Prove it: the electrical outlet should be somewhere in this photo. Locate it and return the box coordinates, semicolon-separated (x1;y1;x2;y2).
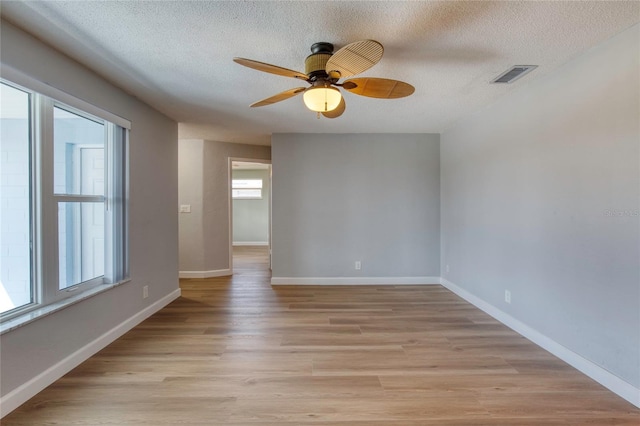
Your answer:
504;290;511;304
143;285;149;299
446;264;450;273
355;261;361;270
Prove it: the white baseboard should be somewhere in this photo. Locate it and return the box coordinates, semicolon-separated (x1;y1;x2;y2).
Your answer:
440;278;640;408
233;242;269;246
271;276;441;285
179;269;231;279
0;288;181;418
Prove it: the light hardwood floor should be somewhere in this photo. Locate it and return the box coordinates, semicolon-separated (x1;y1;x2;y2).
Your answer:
3;246;639;424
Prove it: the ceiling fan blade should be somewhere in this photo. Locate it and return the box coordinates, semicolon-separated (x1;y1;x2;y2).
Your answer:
234;57;308;80
325;40;383;78
342;77;415;99
321;97;346;119
250;87;306;107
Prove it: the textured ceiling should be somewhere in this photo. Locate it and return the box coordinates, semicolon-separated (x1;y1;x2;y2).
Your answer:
2;1;638;145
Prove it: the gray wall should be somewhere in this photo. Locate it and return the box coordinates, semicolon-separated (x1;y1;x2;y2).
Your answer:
232;168;270;244
272;133;440;278
178;139;205;271
441;24;639;387
179;139;270;273
0;20;179;397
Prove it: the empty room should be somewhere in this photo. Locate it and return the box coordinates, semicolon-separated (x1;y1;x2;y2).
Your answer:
0;1;638;424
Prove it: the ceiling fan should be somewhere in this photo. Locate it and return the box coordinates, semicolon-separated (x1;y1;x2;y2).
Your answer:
233;40;415;119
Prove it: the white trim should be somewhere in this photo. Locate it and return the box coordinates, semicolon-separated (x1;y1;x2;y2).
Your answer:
1;64;131;129
440;278;640;408
228;157;272;276
179;269;232;279
0;289;181;418
233;242;269;246
271;277;441;285
1;279;132;335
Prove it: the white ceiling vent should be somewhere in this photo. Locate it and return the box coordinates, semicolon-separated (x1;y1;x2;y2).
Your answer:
491;65;538;84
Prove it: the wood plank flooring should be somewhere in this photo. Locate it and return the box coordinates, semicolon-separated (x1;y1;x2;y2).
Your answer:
3;246;638;424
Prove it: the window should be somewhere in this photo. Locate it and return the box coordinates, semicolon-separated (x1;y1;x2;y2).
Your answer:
54;106;106;289
0;83;32;314
0;78;129;321
232;179;263;199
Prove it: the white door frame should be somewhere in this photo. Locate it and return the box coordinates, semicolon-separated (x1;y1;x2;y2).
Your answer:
227;157;272;273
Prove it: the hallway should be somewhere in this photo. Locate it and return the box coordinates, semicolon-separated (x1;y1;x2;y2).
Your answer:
232;245;271;281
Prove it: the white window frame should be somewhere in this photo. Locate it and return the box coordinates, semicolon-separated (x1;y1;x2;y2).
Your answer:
232;179;263;199
0;67;130;327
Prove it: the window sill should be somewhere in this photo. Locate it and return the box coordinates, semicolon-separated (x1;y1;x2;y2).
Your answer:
0;279;131;335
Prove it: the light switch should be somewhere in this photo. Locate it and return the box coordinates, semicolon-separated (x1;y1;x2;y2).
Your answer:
179;204;191;213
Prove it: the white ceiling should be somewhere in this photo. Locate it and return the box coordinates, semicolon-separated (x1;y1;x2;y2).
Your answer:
2;1;638;146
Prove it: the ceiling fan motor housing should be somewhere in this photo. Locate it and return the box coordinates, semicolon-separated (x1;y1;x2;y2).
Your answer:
305;42;334;80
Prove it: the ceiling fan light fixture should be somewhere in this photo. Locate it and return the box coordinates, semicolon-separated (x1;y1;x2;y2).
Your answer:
303;85;342;112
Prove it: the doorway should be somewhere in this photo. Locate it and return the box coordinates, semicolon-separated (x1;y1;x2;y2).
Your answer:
229;159;272;276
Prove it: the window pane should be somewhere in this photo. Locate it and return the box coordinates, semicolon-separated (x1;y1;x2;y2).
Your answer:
54;107;104;195
0;83;33;314
232;179;262;189
232;188;262;199
58;202;105;289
